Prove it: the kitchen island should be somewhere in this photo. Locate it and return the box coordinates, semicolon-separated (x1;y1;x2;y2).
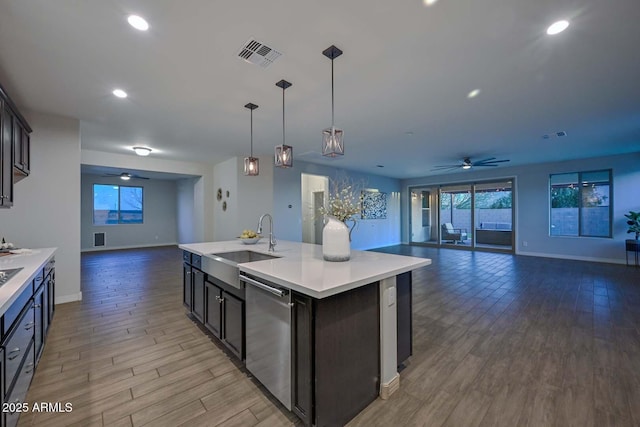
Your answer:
180;240;430;426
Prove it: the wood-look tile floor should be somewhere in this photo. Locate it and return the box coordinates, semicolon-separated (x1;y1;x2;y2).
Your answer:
19;246;298;427
19;245;640;426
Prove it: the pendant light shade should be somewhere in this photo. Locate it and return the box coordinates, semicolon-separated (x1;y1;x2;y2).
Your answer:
274;79;293;168
322;45;344;157
244;103;259;176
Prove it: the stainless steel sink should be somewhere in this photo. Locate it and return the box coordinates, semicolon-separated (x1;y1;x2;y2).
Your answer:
202;250;280;289
212;250;279;264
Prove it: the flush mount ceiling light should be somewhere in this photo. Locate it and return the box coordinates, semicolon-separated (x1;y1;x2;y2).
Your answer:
120;173;131;181
244;103;259;176
112;89;128;98
322;45;344;157
127;15;149;31
467;89;481;99
133;146;152;156
546;20;569;35
274;79;293;168
423;0;438;6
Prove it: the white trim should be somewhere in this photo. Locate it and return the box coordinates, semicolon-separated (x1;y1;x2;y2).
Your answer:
56;292;82;304
516;250;624;265
81;242;178;253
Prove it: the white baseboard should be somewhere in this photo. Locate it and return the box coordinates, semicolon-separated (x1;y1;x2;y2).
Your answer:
516;250;625;265
56;291;82;304
81;242;178;253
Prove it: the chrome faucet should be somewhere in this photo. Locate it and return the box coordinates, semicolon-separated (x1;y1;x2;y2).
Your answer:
257;214;276;252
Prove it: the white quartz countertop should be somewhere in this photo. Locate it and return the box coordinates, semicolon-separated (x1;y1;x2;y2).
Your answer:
0;248;56;316
179;240;431;298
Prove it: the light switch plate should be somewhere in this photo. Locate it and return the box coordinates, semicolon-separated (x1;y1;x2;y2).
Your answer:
388;287;396;307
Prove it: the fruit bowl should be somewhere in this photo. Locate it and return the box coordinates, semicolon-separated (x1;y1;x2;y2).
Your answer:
238;236;261;245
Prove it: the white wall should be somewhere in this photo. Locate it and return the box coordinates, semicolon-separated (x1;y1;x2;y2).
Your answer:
0;111;81;303
401;152;640;263
82;149;215;243
212;156;274;241
274;160;402;250
177;178;196;243
301;174;328;243
80;174;178;251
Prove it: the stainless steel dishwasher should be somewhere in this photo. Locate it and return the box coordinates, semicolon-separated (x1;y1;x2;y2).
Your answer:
240;273;292;410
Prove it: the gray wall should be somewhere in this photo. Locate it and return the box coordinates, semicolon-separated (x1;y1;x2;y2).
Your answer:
274;160;402;250
81;174;178;251
401;152;640;263
176;177;196;244
0;111;82;303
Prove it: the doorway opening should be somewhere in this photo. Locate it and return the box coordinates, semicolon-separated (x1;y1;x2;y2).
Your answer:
301;173;329;244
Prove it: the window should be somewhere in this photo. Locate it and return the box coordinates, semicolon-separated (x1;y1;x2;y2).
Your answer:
93;184;143;225
550;170;611;237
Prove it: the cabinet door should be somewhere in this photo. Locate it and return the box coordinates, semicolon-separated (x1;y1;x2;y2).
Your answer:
222;291;244;360
182;264;192;310
47;269;55;324
205;283;222;338
1;103;14;208
20;126;29;175
292;292;313;425
34;285;45;362
192;269;205;323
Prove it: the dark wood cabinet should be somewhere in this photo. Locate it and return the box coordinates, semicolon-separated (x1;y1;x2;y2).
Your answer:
203;280;244;359
222;291;243;359
192;269;205;323
396;271;412;367
182;263;192;310
13;117;30;177
1;100;14;208
34;284;45;363
0;82;32;209
292;283;380;427
205;283;222;338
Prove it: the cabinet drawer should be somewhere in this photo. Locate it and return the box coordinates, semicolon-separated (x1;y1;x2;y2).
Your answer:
2;286;32;336
182;250;191;264
4;339;34;427
192;255;202;269
4;303;34;393
44;258;55;278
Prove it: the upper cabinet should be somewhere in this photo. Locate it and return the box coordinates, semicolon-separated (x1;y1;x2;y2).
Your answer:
0;82;32;208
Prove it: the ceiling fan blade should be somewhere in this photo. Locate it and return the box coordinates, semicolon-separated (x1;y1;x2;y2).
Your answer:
475;164;500;167
133;176;150;180
475;159;510;166
473;157;496;164
432;164;461;169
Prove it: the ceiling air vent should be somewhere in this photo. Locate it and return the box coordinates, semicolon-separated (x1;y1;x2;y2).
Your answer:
237;38;282;68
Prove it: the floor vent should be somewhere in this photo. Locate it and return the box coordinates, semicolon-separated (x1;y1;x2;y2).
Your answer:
93;232;106;247
237;37;282;68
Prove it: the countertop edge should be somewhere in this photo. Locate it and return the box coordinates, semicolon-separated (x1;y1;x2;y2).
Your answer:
240;259;432;299
0;248;57;317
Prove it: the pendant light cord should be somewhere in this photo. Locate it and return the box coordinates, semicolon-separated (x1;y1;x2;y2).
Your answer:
250;108;253;157
331;58;335;127
282;87;285;145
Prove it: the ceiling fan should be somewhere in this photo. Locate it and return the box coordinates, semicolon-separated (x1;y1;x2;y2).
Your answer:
432;157;510;171
103;172;150;181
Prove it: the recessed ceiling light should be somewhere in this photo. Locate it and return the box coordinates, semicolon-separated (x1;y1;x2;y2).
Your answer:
405;131;414;136
112;89;128;98
546;20;569;35
133;146;152;156
127;15;149;31
376;165;384;168
423;0;438;6
467;89;481;99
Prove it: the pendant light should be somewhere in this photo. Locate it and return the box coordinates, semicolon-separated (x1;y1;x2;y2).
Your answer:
244;103;259;176
274;79;293;168
322;45;344;157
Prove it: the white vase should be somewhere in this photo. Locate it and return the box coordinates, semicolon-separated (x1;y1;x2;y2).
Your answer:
322;216;351;262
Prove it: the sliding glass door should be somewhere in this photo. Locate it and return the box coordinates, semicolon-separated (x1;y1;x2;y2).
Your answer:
409;179;514;252
474;181;513;251
439;185;472;246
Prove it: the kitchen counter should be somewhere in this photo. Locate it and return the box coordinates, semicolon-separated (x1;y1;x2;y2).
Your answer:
179;240;431;298
0;248;56;316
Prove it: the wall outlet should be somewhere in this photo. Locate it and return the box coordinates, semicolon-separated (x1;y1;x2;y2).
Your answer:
387;288;396;307
522;241;528;247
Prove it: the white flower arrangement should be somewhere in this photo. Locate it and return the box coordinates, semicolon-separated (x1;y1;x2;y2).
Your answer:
318;176;364;223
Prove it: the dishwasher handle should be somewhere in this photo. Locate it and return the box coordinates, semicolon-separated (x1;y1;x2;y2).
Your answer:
239;274;288;297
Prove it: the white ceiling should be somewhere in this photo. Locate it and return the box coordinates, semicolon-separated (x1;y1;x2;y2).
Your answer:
1;0;638;179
